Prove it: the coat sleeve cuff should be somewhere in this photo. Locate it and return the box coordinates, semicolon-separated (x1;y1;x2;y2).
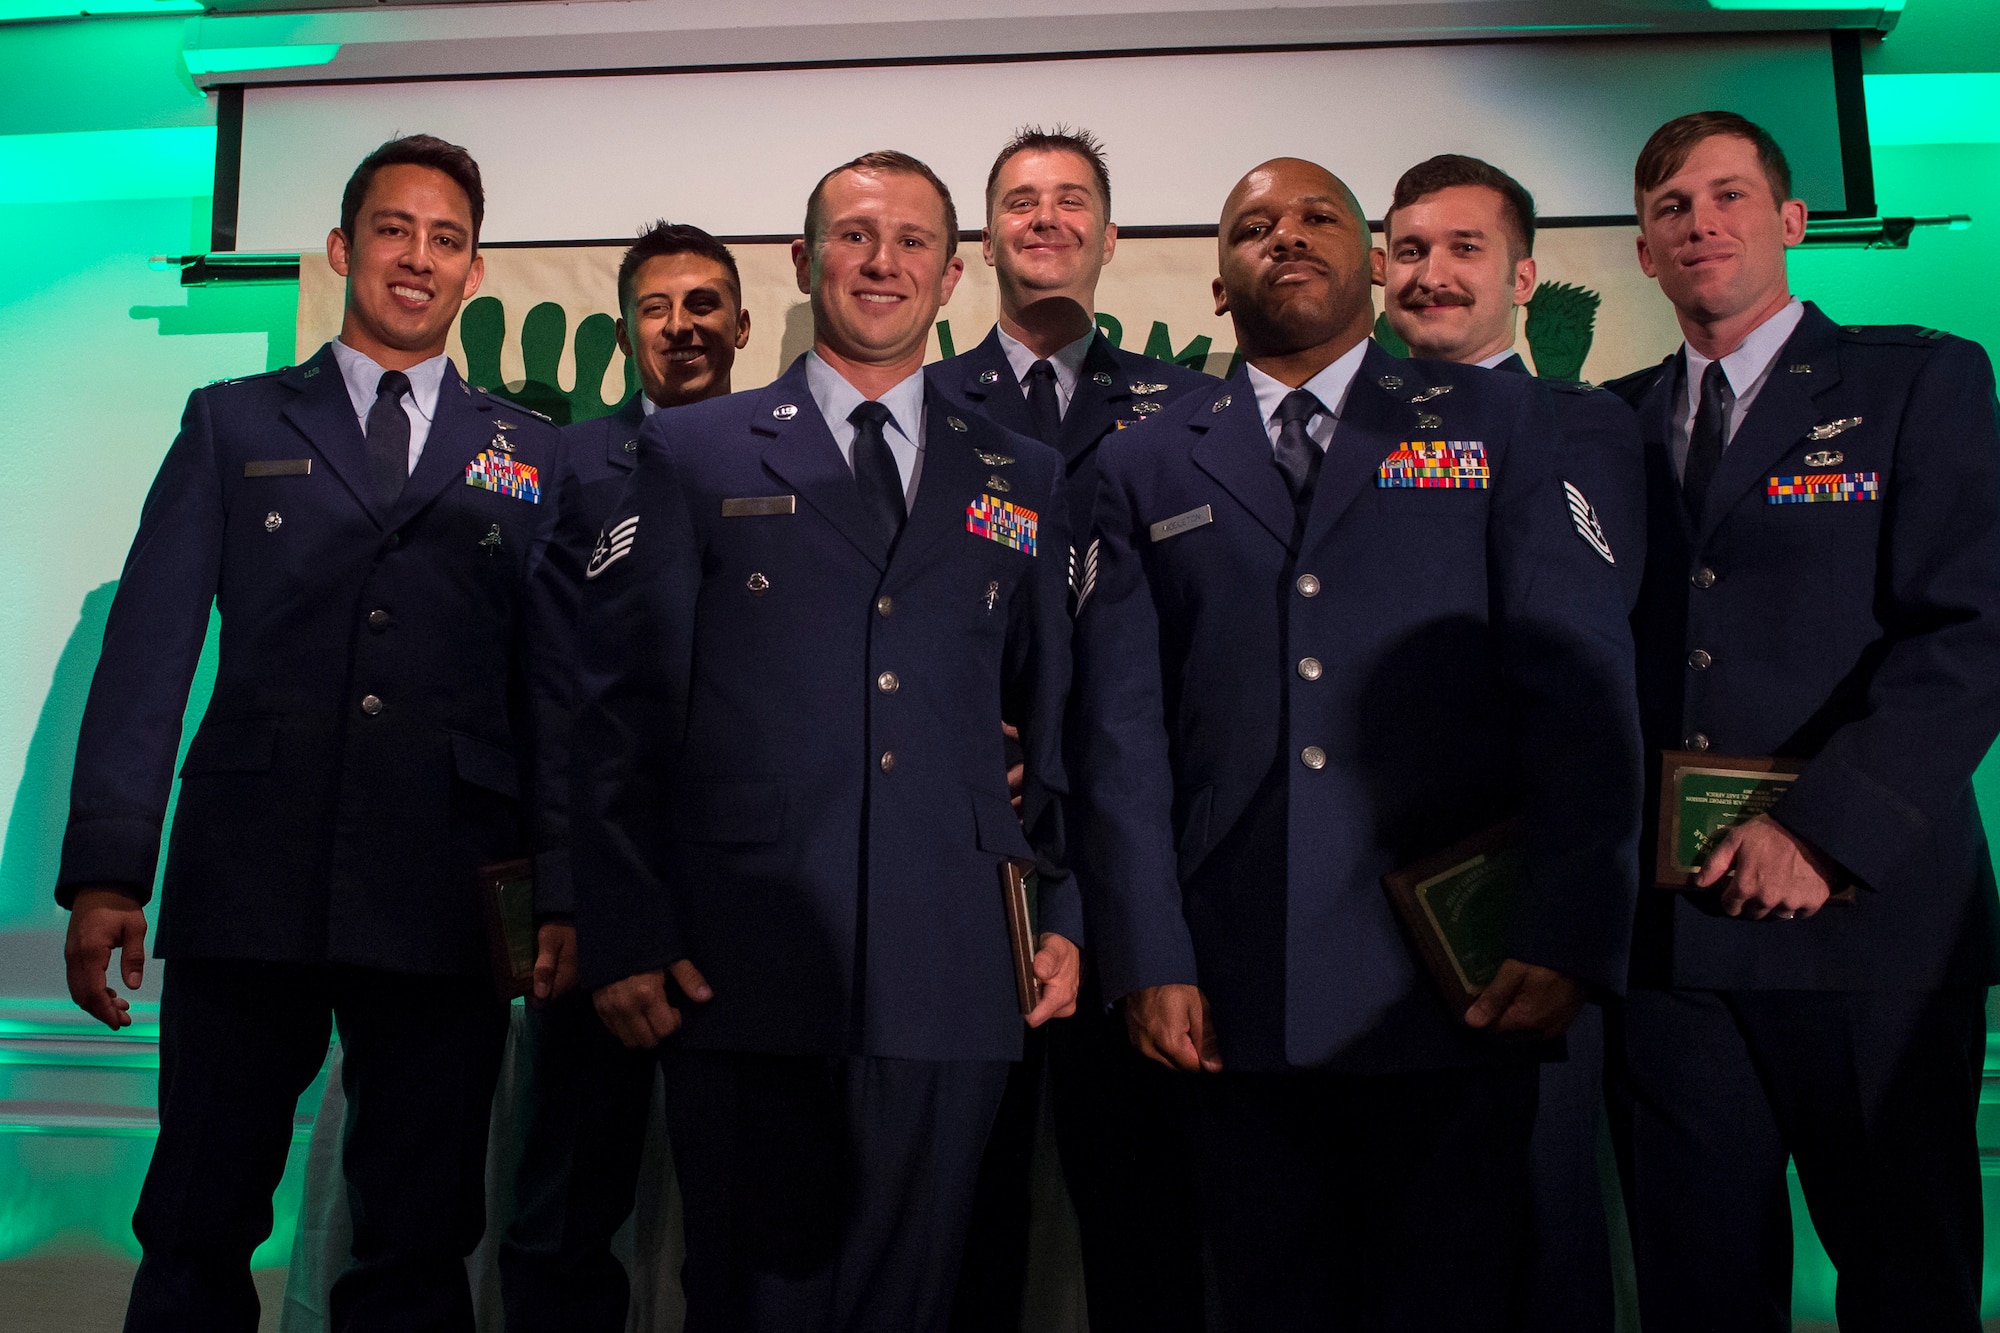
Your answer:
56;817;162;908
1772;750;1928;891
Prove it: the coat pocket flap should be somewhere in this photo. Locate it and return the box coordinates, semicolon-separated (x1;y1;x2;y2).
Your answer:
180;718;278;775
450;731;521;800
666;780;786;844
970;788;1035;862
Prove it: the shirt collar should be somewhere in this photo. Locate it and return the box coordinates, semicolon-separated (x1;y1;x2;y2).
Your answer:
1475;347;1518;370
1245;337;1371;428
1683;297;1805;399
996;325;1096;396
638;393;659;418
805;351;926;447
331;339;448;424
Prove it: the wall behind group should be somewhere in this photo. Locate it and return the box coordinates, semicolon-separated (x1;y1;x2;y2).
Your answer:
0;4;1994;1297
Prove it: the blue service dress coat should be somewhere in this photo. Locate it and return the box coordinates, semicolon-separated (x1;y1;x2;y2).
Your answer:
568;355;1077;1063
929;326;1213;553
527;393;644;918
1606;302;2000;991
1074;342;1644;1073
56;343;563;979
1494;352;1648;610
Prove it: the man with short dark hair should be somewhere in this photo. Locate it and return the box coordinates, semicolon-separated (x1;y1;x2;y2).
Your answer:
569;150;1082;1332
930;124;1210;1333
1375;154;1644;1330
500;220;751;1333
1610;109;2000;1333
58;134;559;1332
1074;155;1641;1328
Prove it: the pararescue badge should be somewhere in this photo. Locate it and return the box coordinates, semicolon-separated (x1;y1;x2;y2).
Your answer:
586;515;638;579
1564;481;1615;564
466;450;541;503
966;495;1038;556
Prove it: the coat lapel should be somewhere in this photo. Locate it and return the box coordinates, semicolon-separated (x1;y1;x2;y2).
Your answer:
1190;367;1297;551
755;356;890;570
1055;333;1130;467
393;362;496;525
606;393;647;471
279;344;385;528
888;387;989;574
1306;345;1415;546
954;327;1037;439
1628;354;1693;546
1695;304;1843;543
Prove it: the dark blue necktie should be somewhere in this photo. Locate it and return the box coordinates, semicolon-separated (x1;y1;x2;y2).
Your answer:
1683;359;1731;519
1273;389;1325;509
366;370;412;506
1025;360;1063;447
850;401;906;546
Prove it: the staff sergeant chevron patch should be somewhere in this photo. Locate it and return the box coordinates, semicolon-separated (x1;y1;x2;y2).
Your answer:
1564;481;1615;564
586;515;639;579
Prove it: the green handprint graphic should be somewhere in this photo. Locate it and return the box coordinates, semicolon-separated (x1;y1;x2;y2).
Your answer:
459;296;631;424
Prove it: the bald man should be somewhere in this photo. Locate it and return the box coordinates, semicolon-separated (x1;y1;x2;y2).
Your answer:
1070;158;1642;1327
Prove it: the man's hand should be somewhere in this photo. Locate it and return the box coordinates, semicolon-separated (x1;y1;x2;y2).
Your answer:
531;921;578;1004
1697;813;1835;920
1024;932;1081;1027
1464;959;1585;1038
1002;722;1025;814
65;887;148;1031
1125;983;1223;1073
592;959;713;1049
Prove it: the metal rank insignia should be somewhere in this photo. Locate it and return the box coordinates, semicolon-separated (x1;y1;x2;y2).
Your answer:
976;452;1014;467
1129;381;1167;395
1807;417;1862;441
1407;385;1452;404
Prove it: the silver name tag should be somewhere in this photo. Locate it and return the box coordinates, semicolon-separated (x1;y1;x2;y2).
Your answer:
244;459;312;478
1150;505;1213;542
721;495;797;518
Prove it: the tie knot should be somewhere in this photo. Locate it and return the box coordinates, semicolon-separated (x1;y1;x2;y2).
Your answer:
1277;389;1321;428
1027;360;1057;385
850;400;893;430
376;369;411;402
1699;359;1732;403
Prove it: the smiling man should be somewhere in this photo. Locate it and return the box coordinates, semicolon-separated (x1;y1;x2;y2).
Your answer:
1608;111;2000;1333
500;221;750;1333
1073;157;1641;1327
57;135;558;1332
927;127;1210;1333
567;151;1080;1332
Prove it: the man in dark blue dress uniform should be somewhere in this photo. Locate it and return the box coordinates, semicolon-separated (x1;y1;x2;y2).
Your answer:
1376;151;1645;1332
568;151;1082;1333
928;126;1210;1333
1607;111;2000;1333
1073;156;1643;1329
501;222;752;1332
58;135;560;1332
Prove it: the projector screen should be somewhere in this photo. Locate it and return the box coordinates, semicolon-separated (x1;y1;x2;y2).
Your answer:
227;31;1862;251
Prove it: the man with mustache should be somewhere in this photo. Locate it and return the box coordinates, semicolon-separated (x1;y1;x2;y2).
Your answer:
502;221;751;1332
1608;111;2000;1332
1376;152;1643;1330
569;151;1081;1332
57;134;558;1331
930;125;1209;1333
1073;157;1642;1326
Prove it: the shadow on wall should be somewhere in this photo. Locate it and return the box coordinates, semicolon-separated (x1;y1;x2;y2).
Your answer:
0;586;220;945
129;283;299;373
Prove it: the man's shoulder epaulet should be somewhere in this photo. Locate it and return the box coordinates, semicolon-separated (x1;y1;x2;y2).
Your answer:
1837;322;1954;348
206;366;290;389
1602;364;1662;396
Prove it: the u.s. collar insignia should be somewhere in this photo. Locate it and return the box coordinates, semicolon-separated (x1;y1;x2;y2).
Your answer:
976;451;1014;467
772;403;799;420
947;416;969;433
1378;374;1404;391
1408;385;1452;404
979;369;1001;384
1130;381;1168;395
1807;417;1861;441
1803;449;1844;467
1092;371;1113;387
1211;395;1232;413
302;365;321;379
1417;412;1444;430
1789;363;1813;375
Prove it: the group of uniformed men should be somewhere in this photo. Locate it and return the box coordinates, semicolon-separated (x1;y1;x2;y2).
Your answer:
55;108;2000;1333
